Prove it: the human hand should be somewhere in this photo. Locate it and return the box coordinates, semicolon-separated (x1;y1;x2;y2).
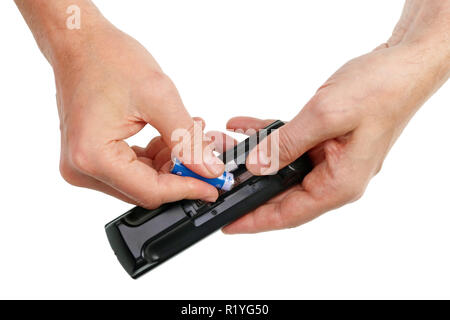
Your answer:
52;20;224;208
223;3;450;233
15;1;225;208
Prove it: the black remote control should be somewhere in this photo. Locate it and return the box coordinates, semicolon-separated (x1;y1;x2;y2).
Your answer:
105;121;313;279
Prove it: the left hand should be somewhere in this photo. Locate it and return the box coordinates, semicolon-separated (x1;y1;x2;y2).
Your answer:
223;39;449;234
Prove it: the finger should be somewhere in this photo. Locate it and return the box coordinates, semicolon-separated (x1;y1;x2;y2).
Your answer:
132;146;158;167
226;117;276;132
373;43;389;51
246;95;359;175
222;185;307;234
60;165;139;205
136;137;171;169
133;137;171;169
172;118;224;179
83;180;140;205
159;160;172;174
222;190;316;234
205;130;238;154
142;94;224;178
137;156;153;167
145;136;167;159
131;145;146;157
222;165;339;234
264;183;304;204
139;117;204;161
152;147;172;171
224;138;370;234
88;140;219;209
307;143;326;166
192;117;206;130
156;174;219;204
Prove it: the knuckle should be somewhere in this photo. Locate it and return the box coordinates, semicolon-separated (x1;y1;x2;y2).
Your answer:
136;189;162;209
374;161;384;176
177;178;197;200
140;198;161;210
59;161;78;186
285;219;301;230
141;71;177;103
68;141;96;175
186;179;200;195
307;91;356;129
342;182;366;203
308;93;340;127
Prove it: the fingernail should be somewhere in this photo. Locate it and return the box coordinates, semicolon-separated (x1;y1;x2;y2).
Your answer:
222;227;232;235
206;194;218;203
204;150;224;177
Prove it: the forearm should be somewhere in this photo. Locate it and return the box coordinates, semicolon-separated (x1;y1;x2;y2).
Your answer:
14;0;108;67
390;0;450;86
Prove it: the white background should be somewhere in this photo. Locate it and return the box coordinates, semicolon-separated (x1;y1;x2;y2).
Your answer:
0;0;449;299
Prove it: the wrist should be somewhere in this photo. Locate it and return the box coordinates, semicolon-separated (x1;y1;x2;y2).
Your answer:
15;0;111;68
402;37;450;89
49;17;114;73
389;1;450;79
43;5;111;70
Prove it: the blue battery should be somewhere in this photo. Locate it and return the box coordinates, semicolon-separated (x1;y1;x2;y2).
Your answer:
170;158;235;191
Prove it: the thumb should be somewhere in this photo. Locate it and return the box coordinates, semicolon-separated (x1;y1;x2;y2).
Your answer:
146;99;224;179
246;95;356;174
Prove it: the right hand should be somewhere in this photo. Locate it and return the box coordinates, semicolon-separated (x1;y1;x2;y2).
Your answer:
54;22;224;208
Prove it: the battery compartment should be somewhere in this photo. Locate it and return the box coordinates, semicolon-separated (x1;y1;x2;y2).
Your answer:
183;163;262;218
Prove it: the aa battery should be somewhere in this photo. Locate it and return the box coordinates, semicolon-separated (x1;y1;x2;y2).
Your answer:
170;158;235;191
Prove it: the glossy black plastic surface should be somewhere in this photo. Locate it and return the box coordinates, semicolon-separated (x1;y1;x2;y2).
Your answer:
105;121;313;278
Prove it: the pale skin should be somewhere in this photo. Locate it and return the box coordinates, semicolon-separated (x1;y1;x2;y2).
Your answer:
15;1;450;233
223;0;450;233
14;0;225;209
